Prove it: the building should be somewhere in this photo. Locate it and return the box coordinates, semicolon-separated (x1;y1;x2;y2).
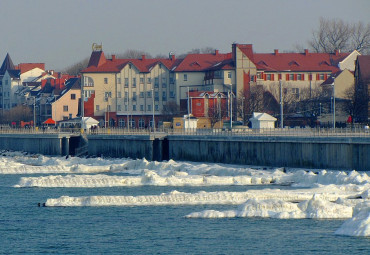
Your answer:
35;77;81;125
81;45;180;128
354;55;370;122
80;43;354;127
0;53;45;110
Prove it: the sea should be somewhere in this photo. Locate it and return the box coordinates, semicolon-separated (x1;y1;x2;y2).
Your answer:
0;152;369;254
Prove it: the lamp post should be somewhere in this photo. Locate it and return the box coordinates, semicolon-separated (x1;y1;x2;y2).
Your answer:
242;96;245;125
152;88;155;133
279;80;283;128
32;96;36;129
332;81;336;129
53;95;57;127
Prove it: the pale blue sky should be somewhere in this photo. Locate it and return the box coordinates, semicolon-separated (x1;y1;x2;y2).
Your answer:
0;0;369;70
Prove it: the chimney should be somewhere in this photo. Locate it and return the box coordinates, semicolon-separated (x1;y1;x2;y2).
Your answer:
142;55;146;60
111;55;116;61
171;54;175;61
215;50;219;55
304;49;309;55
274;49;279;55
334;49;340;56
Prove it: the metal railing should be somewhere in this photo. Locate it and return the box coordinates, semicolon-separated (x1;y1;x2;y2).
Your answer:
0;126;370;138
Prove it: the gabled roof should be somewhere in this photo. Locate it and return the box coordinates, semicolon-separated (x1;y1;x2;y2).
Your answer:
82;54;179;73
321;70;342;86
188;91;228;98
253;50;349;72
249;112;277;121
0;53;15;75
7;69;21;79
174;53;230;72
16;63;45;74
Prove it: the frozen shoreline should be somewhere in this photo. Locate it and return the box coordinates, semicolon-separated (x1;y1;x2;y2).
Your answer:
1;151;369;237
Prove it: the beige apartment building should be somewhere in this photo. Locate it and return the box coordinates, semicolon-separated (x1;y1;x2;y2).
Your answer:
80;43;355;127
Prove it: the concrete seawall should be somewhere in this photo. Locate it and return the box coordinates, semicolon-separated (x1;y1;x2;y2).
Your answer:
0;133;73;156
167;136;370;171
0;133;369;171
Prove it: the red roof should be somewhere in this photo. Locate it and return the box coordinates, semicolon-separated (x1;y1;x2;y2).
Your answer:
43;118;55;124
81;46;351;75
174;53;230;72
253;50;349;72
16;63;45;74
82;52;180;73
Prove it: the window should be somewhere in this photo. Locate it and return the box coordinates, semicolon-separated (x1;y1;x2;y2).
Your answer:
170;76;174;84
104;78;108;84
289;74;294;80
96;105;100;111
319;74;325;80
140;92;144;98
147;104;152;111
132;78;136;87
147;77;151;83
124;105;128;111
118;119;125;127
228;72;232;78
155;105;159;111
140;77;144;84
140;105;144;111
69;114;72;119
105;92;112;98
184;74;187;81
63;105;68;112
132;92;137;101
71;94;76;100
117;105;121;111
107;105;111;111
266;74;271;80
139;118;145;128
147;91;152;97
125;78;129;87
162;91;167;101
117;78;121;84
129;119;135;128
155;91;159;101
118;92;122;98
132;105;136;111
297;74;302;80
154;78;159;88
84;77;94;87
170;91;175;98
292;88;299;99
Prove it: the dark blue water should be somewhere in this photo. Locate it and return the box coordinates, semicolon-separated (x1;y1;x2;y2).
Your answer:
0;174;369;255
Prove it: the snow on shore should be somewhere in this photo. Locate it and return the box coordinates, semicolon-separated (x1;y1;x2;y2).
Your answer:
1;151;369;236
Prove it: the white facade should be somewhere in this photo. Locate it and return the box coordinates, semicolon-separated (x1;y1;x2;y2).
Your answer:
249;112;277;129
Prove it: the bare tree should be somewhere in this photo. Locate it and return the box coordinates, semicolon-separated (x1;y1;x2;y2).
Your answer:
0;105;33;125
308;17;370;54
116;49;153;59
161;101;182;121
63;57;90;75
208;99;227;128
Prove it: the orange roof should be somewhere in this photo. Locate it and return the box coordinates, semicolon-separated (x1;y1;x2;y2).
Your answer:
253;50;348;72
16;63;45;74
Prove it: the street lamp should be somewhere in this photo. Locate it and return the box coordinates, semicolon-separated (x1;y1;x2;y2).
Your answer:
152;88;155;132
332;81;336;129
279;80;283;128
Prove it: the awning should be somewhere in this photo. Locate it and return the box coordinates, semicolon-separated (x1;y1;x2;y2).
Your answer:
43;118;56;125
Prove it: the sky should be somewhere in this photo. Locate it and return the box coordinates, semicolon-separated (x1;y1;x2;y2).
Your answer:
0;0;369;71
